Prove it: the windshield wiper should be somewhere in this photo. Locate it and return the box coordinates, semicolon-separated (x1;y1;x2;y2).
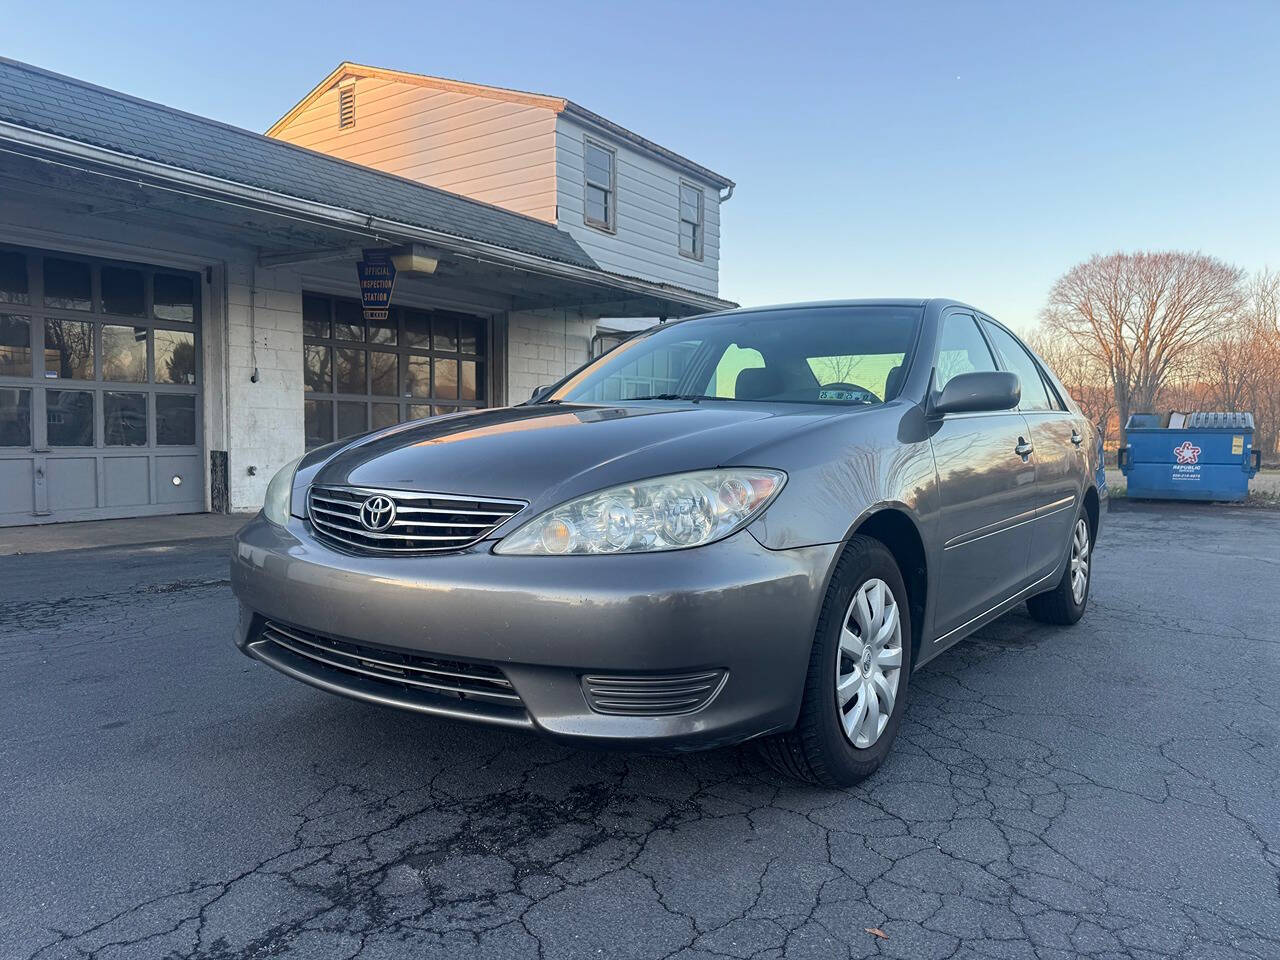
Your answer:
625;394;731;403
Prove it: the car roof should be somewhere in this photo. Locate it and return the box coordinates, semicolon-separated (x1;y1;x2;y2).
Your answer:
687;298;979;319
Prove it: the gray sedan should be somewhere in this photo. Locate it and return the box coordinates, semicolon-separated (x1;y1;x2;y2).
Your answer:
231;299;1103;786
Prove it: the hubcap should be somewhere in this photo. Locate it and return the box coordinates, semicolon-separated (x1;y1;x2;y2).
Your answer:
1070;518;1090;604
835;578;903;749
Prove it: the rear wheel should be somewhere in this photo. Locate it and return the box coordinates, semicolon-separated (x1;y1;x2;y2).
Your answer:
760;536;913;786
1027;513;1092;624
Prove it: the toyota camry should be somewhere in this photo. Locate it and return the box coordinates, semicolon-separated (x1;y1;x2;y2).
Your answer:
231;299;1103;786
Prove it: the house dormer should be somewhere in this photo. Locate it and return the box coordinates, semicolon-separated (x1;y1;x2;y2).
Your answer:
267;63;734;298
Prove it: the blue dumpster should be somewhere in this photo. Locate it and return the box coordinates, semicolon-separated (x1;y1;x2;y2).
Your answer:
1119;411;1260;501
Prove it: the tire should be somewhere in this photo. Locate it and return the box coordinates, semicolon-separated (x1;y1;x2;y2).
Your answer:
759;535;913;787
1026;511;1092;625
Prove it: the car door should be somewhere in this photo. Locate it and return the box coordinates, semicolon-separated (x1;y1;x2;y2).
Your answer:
928;311;1040;642
981;320;1083;582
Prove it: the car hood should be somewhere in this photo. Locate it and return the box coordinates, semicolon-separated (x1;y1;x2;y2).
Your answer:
306;402;838;513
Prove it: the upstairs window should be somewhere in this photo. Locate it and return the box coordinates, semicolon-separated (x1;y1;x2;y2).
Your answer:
679;181;704;259
583;139;616;232
338;84;356;130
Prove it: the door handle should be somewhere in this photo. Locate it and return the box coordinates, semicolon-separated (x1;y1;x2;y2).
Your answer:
1015;438;1034;460
1070;431;1083;446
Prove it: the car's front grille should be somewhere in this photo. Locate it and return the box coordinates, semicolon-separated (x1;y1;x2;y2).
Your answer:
307;485;525;555
259;620;521;706
581;670;727;716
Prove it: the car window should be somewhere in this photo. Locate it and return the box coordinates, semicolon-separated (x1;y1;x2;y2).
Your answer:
712;344;765;397
552;305;922;406
935;313;998;390
981;321;1052;411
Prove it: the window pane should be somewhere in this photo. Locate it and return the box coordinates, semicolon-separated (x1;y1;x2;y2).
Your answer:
0;387;32;447
586;187;609;225
337;401;366;438
155;329;196;384
305;399;333;448
44;258;91;310
47;389;94;446
153;273;195;322
434;358;458;398
404;309;431;347
459;360;479;401
303;295;331;338
44;318;94;379
304;345;331;392
680;184;700;209
335;348;366;394
0;251;29;305
585;144;612;186
101;266;145;316
334;299;364;340
458;317;482;355
432;315;458;353
156;394;196;445
0;314;31;376
369;350;398;396
406;355;430;397
680;221;698;254
104;392;147;446
982;321;1052;411
371;403;399;430
407;403;432;421
368;315;396;345
935;315;997;390
101;325;147;382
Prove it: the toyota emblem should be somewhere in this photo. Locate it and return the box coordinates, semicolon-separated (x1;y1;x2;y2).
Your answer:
359;495;397;531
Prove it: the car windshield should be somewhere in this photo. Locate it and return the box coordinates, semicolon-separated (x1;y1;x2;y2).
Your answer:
549;305;922;406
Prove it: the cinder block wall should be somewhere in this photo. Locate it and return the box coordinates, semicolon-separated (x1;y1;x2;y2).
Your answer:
225;262;305;511
506;309;596;404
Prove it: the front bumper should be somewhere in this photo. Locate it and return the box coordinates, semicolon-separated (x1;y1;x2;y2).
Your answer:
230;515;839;749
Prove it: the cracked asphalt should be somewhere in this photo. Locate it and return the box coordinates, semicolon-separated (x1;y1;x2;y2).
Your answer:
2;505;1278;960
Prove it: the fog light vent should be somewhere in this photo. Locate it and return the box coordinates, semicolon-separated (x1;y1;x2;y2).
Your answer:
581;670;727;716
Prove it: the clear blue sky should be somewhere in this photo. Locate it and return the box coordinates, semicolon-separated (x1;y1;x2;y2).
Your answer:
7;0;1279;328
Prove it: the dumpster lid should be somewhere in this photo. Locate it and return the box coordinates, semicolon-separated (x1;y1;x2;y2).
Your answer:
1184;412;1254;431
1125;413;1163;430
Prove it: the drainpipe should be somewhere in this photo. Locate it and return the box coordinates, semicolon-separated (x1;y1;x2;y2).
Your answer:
719;184;734;204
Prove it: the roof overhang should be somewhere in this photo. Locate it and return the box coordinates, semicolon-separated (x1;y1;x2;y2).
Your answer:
0;120;734;317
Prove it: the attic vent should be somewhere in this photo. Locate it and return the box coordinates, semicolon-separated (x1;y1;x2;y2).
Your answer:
338;85;355;129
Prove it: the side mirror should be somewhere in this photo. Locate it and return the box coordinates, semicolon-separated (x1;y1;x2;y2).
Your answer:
931;371;1020;416
528;383;554;404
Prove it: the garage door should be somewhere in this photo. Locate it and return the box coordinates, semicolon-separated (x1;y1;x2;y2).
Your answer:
301;293;489;449
0;245;203;526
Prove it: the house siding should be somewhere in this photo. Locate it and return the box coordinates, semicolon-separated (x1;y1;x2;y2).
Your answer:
270;76;560;223
554;115;720;297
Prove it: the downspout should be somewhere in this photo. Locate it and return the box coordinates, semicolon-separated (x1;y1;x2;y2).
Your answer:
719;184;734;204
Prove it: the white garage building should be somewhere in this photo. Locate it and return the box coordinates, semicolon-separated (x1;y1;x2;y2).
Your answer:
0;58;734;527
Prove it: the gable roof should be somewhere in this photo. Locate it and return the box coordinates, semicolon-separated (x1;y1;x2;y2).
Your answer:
268;62;736;191
0;57;597;270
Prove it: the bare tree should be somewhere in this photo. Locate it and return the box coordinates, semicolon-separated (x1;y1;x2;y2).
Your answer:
1041;252;1245;443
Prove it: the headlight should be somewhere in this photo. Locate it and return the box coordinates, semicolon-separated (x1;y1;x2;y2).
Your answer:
262;454;304;527
495;468;786;556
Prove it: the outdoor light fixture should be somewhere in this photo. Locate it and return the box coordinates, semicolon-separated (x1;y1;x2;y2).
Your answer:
390;243;439;275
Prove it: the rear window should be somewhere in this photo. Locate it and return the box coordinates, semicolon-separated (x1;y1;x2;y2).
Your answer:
553;305;922;406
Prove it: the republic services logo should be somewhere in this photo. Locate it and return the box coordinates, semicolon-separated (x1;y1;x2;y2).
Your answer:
1173;441;1201;465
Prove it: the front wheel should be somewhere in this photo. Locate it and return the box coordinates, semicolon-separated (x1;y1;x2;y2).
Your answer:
759;536;913;786
1026;514;1092;625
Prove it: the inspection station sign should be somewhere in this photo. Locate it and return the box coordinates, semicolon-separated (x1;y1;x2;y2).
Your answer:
357;249;397;321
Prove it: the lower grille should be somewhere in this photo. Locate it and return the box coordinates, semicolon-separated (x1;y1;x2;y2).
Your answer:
259;621;520;707
307;485;525;555
582;670;727;716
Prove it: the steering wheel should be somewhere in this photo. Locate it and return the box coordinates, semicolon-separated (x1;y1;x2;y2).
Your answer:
820;381;881;403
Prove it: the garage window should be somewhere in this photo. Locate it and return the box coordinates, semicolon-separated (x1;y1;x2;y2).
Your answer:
302;294;489;449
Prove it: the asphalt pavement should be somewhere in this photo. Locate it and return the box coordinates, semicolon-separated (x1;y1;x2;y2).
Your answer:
1;505;1277;960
